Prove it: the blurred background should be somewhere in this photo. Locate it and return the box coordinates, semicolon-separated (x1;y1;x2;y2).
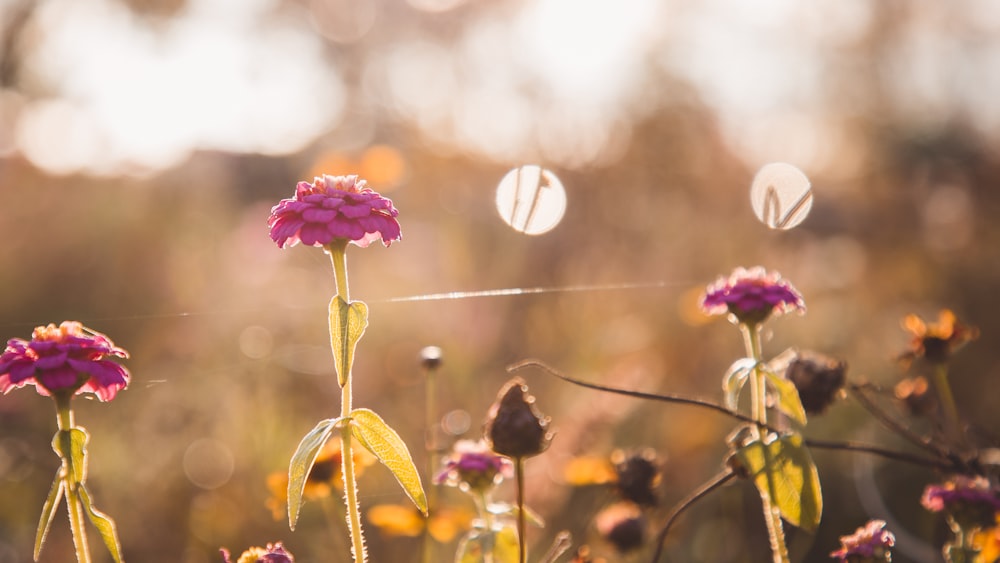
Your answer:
1;0;1000;561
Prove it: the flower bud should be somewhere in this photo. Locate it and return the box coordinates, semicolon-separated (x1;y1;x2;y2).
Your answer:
485;378;551;459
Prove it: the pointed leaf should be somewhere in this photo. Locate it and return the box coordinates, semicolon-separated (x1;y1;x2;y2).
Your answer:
350;408;427;515
764;370;808;426
52;427;90;485
735;433;822;531
723;358;756;411
329;297;369;387
287;417;342;529
34;471;64;561
78;483;124;563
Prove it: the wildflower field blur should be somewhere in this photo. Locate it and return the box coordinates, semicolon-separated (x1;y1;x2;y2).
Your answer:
2;1;1000;562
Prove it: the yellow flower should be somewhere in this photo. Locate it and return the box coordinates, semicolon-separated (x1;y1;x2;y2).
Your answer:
265;439;375;520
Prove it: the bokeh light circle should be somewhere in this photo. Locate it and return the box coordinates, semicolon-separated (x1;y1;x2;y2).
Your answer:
495;165;568;235
750;162;813;230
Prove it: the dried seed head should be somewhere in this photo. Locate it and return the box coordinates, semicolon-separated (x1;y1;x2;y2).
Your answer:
485;377;551;459
784;350;847;415
611;449;661;507
595;502;645;553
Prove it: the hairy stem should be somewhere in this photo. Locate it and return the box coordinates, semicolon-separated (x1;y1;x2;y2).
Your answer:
329;240;366;563
741;324;789;563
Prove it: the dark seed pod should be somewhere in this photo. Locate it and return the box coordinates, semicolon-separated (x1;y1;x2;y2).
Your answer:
785;350;847;415
612;449;660;507
595;502;645;553
485;377;551;459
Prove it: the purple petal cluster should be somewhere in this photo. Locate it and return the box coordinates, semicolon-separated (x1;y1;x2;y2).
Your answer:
221;542;294;563
268;174;401;249
829;519;895;562
0;321;130;402
700;266;805;325
921;475;1000;514
434;439;513;492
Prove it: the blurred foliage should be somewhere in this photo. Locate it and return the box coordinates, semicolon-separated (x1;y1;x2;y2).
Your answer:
2;1;1000;562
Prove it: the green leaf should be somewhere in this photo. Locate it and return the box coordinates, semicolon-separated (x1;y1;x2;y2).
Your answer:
734;433;822;531
723;358;756;411
350;408;427;515
52;427;90;486
764;370;808;426
34;471;64;561
78;483;124;563
329;297;369;387
287;417;342;529
456;525;519;563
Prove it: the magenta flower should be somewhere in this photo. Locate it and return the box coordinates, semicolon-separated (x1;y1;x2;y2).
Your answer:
434;439;513;492
268;174;401;249
922;475;1000;529
0;321;130;402
829;519;895;562
221;542;294;563
700;266;805;325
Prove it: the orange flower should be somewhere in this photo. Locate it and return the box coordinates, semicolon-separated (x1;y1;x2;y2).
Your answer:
367;503;474;543
265;439;375;520
900;309;979;365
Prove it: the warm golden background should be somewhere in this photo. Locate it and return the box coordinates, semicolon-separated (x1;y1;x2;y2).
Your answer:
1;1;999;561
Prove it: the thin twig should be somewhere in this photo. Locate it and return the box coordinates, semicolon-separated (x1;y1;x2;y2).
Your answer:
847;384;952;458
650;469;736;563
512;359;964;473
804;438;954;470
508;359;758;426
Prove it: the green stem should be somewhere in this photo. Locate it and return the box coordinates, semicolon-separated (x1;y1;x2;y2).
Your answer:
931;364;963;445
422;364;439;563
328;240;350;302
55;394;91;563
740;324;790;563
515;457;527;563
328;240;366;563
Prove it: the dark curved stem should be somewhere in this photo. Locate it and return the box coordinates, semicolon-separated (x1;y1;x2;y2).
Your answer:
847;383;952;458
651;469;736;563
803;438;955;470
512;360;966;473
508;359;758;426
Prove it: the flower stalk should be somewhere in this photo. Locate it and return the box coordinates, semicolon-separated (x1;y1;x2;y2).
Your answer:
741;323;790;563
55;393;92;563
328;240;367;562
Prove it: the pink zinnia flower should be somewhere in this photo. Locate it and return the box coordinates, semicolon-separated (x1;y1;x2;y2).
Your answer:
829;519;895;562
268;174;401;249
700;266;805;326
221;542;294;563
434;439;513;492
0;321;130;402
